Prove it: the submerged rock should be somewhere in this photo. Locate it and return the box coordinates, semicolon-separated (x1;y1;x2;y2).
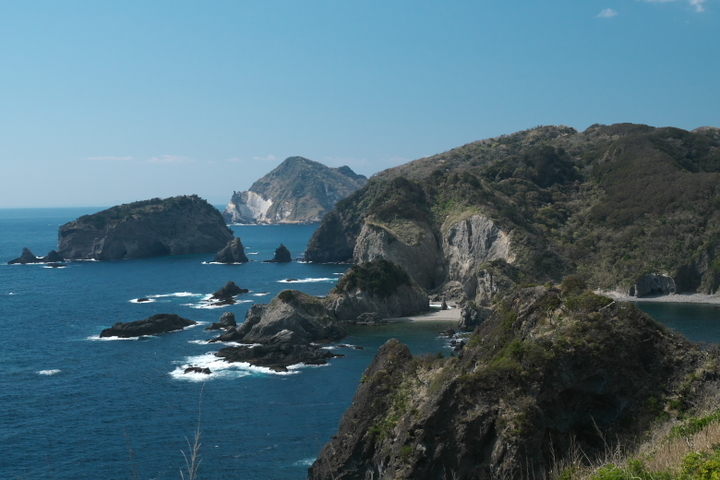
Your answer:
100;313;196;338
213;238;249;264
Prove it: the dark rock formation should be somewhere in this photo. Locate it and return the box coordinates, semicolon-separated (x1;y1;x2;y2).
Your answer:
58;195;233;260
213;238;249;263
8;248;66;265
211;281;249;301
264;244;292;263
184;366;211;375
458;301;490;331
100;313;196;338
8;247;39;264
629;273;677;297
215;329;339;372
309;286;718;480
205;312;237;331
223;156;367;224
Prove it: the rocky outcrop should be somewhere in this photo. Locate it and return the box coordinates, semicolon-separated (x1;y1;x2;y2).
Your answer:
100;313;196;338
264;244;292;263
310;286;716;480
441;214;514;284
223;156;367;224
213;238;249;263
207;281;249;306
353;221;442;290
8;248;65;264
629;273;676;297
215;329;339;372
58;195;233;260
205;312;236;331
324;259;429;321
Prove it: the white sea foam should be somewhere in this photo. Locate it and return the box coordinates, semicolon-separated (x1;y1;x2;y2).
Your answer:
294;458;316;467
187;299;253;309
37;369;61;376
252;292;269;297
129;298;156;304
169;352;299;381
87;334;154;341
247;252;259;255
43;265;65;269
277;278;334;284
149;292;201;298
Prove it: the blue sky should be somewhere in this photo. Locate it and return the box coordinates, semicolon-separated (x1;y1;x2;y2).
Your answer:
0;0;717;208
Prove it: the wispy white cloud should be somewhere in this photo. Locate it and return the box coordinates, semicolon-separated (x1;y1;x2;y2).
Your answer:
597;8;618;17
227;157;242;163
86;156;134;161
641;0;707;12
252;154;277;161
148;155;194;164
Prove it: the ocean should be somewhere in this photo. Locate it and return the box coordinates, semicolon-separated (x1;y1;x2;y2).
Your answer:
1;208;720;480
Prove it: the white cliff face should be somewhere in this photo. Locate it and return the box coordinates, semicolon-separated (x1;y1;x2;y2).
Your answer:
353;221;441;290
442;214;514;284
224;191;273;224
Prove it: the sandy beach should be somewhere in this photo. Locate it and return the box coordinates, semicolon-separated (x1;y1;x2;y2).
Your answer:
601;291;720;305
386;306;462;323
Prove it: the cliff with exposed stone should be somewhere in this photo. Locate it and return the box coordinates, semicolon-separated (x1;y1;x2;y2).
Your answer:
223;156;367;224
306;124;720;301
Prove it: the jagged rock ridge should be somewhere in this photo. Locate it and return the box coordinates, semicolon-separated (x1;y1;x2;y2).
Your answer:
58;195;233;261
305;124;720;300
309;284;719;480
223;156;367;224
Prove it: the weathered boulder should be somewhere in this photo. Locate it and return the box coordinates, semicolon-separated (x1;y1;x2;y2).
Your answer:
8;247;39;264
629;273;676;297
458;301;490;331
205;312;237;331
324;259;429;320
184;366;211;375
215;329;339;372
58;195;233;260
264;244;292;263
309;286;715;480
100;313;196;338
213;238;249;263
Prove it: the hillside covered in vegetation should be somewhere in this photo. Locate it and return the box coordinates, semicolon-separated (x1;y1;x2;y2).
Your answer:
305;124;720;300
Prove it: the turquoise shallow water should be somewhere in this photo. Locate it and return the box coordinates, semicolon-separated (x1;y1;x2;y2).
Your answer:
1;207;719;479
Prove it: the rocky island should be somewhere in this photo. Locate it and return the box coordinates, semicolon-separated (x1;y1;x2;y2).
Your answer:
58;195;233;260
223;156;367;224
100;313;196;338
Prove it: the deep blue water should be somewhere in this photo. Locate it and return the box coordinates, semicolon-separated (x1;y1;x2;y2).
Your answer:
0;208;458;480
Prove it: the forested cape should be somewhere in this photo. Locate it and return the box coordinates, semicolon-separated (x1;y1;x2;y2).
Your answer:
306;124;720;297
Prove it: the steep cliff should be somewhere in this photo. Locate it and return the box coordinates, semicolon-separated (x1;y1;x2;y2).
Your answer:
305;124;720;300
309;284;719;480
58;195;233;260
223;156;367;224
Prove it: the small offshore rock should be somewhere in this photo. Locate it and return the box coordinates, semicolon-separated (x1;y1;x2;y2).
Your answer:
184;366;211;375
100;313;196;338
213;238;249;264
264;244;292;263
8;247;39;264
211;281;249;302
44;250;65;263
